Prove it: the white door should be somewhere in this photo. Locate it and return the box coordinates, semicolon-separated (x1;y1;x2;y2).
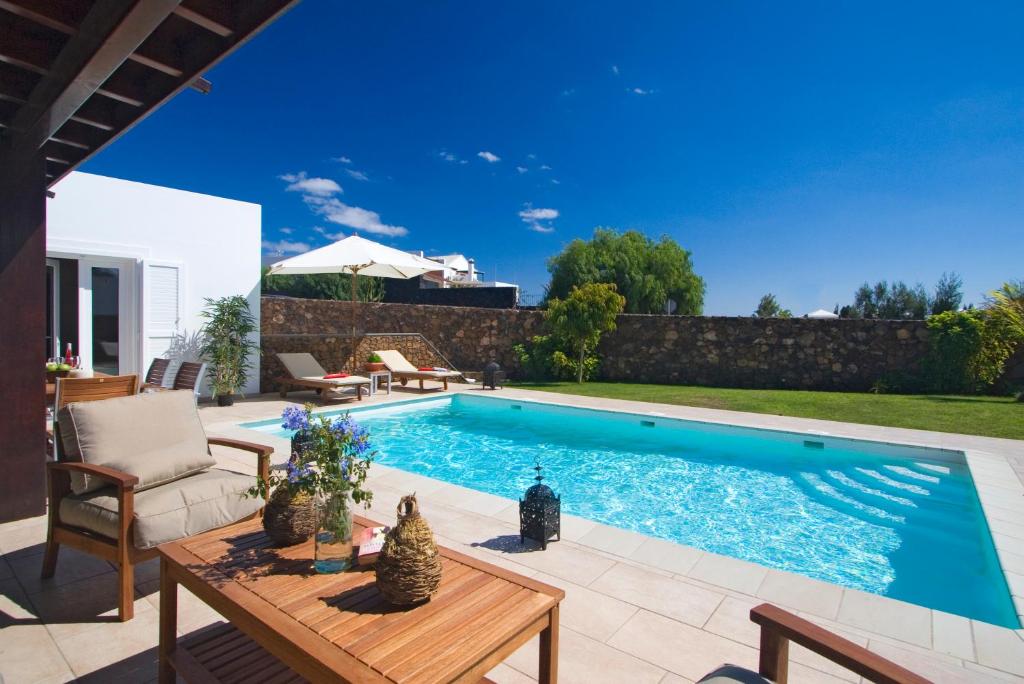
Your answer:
78;258;137;375
141;260;184;376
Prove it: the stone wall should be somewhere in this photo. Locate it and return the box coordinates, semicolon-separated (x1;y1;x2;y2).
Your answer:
261;297;930;392
383;277;518;308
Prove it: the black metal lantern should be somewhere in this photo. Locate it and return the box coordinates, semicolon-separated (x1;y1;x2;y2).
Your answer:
482;361;505;390
519;459;560;549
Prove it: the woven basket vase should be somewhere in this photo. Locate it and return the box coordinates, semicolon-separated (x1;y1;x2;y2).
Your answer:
262;487;316;547
375;495;442;605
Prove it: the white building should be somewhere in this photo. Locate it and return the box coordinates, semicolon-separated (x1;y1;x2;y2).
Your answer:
416;252;517;289
45;172;262;396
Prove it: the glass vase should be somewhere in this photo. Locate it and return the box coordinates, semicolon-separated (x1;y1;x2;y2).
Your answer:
314;491;354;573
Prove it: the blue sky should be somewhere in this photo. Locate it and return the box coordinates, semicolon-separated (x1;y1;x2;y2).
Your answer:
81;0;1024;315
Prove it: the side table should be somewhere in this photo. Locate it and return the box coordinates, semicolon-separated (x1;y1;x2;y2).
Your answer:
369;369;392;396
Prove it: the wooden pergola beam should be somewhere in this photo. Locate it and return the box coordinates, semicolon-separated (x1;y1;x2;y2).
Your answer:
1;0;182;184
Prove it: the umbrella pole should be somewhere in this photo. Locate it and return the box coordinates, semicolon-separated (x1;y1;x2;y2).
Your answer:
351;269;358;373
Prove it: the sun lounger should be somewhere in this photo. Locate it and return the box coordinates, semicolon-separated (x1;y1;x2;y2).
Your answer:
373;349;462;391
275;353;371;403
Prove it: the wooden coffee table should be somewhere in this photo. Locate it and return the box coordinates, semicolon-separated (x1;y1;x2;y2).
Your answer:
157;516;563;683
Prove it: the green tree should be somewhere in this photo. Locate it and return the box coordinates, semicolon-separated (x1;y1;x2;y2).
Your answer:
930;272;963;315
754;293;792;318
850;280;929;319
545;228;704;314
261;268;384;302
545;283;626;383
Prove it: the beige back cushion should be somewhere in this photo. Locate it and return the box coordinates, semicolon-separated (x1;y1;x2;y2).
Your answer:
58;390;214;495
277;353;327;379
374;350;418;373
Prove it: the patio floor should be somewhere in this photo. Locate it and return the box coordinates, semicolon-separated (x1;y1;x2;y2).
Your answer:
3;384;1024;683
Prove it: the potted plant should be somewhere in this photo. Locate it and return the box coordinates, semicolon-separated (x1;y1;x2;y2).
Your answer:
199;295;257;406
365;352;386;372
249;404;375;572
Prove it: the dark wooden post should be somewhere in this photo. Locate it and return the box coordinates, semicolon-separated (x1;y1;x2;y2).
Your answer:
0;155;48;522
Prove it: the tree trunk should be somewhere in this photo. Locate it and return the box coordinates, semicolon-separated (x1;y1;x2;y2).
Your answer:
577;343;585;383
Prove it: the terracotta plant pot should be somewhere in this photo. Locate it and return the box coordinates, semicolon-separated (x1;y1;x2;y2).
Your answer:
365;362;386;372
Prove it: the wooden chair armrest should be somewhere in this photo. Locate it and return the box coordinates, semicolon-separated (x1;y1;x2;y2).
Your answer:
47;461;139;489
206;437;274;499
206;436;274;456
750;604;928;684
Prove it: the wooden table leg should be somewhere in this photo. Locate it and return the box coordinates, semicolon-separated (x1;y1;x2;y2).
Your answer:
158;557;178;684
538;605;559;683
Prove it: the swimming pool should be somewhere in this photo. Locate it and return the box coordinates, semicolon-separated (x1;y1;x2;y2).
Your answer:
242;393;1018;627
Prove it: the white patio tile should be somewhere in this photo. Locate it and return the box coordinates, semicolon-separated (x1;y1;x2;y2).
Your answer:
0;622;75;684
629;536;704;576
972;620;1024;677
505;627;666;684
485;661;536;684
836;589;932;649
433;483;511;516
932;610;976;660
607;609;757;681
686;552;769;596
577;524;647;558
558;513;598;542
589;562;724;627
485;537;617;586
53;606;160;678
532;571;638;642
756;570;843;620
866;639;983;683
9;546;114;595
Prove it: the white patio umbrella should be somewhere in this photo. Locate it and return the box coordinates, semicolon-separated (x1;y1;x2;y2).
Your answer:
806;308;840;319
267;235;441;369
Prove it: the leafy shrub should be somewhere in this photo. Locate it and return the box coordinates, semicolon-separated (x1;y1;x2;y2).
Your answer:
513;335;600;382
924;310;1016;393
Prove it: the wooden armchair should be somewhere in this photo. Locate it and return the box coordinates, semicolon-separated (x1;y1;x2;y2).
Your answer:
698;604;927;684
43;391;273;622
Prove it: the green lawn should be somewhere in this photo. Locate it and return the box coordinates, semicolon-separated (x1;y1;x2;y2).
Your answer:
509;381;1024;440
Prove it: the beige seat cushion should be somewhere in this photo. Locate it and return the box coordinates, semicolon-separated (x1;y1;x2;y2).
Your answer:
277;352;328;379
58;390;214;495
58;469;263;550
374;350;459;377
299;375;371;386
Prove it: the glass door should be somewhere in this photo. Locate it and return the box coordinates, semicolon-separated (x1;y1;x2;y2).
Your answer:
91;267;120;375
45;259;59;359
77;258;137;376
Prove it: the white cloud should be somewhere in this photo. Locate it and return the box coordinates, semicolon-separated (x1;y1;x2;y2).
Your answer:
561;88;576;96
458;159;468;165
439;150;457;162
611;65;620;76
477;150;501;163
550;179;561;185
305;196;408;237
333;156;352;164
279;226;293;234
630;87;652;96
526;153;537;160
262;239;311;256
346;169;369;182
539;164;552;171
519;206;558;233
279;171;342;197
516;166;528;174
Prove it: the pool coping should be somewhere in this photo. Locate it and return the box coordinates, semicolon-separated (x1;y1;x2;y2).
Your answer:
206;386;1024;677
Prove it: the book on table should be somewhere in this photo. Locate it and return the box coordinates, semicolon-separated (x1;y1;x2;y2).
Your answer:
356;526;389;566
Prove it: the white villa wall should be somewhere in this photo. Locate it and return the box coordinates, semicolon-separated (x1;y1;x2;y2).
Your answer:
46;172;262;396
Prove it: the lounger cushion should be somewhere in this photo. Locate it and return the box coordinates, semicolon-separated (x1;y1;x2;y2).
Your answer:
277;352;328;379
58;390;214;495
59;468;262;549
374;350;460;378
696;665;770;684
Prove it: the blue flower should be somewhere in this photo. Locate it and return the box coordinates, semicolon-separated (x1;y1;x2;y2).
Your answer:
286;459;313;484
282;405;309;431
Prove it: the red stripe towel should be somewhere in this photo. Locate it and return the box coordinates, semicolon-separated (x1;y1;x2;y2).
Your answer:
417;367;434;371
323;373;350;379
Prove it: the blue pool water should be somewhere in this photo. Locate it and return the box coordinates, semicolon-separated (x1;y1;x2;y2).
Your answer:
243;394;1018;627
